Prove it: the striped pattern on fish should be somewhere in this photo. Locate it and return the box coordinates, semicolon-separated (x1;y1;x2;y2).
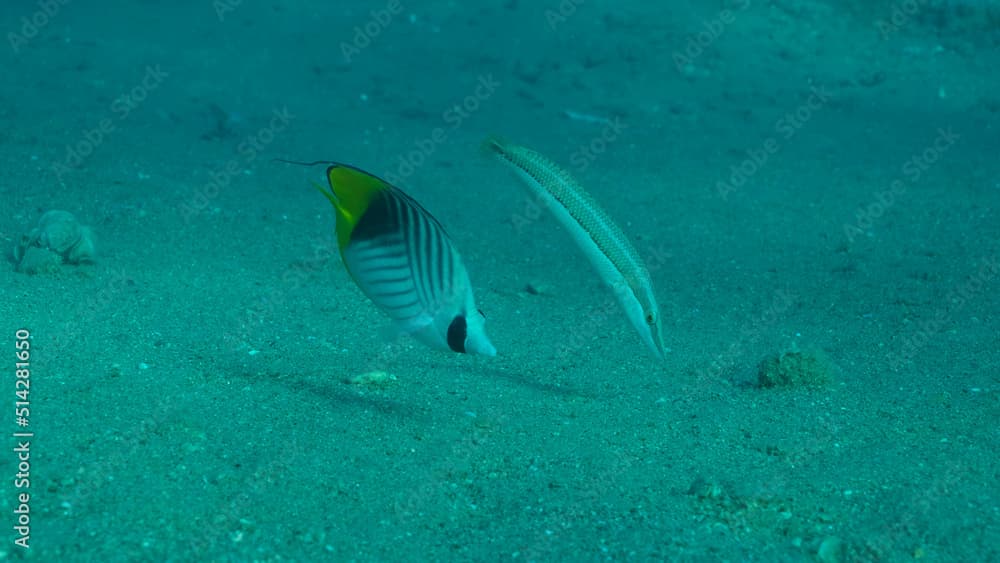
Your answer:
484;137;667;360
316;163;495;356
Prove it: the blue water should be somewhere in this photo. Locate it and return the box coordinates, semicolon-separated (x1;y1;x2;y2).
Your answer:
2;1;998;561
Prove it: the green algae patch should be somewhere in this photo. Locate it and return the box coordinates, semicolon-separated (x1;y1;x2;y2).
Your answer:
756;348;834;389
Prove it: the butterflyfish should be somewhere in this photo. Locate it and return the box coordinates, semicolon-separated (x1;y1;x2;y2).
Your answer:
314;163;496;356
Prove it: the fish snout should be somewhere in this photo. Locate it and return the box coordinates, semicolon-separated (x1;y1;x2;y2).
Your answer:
465;330;497;357
462;308;496;356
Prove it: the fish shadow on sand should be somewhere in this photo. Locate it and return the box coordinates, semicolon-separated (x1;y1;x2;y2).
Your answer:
458;362;598;400
230;367;432;422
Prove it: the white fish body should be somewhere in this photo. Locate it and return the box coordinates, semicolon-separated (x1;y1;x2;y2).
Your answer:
485;138;666;360
318;163;495;356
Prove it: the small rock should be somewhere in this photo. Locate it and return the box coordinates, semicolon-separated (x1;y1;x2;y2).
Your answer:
66;226;96;264
756;348;834;388
16;246;62;274
36;210;83;253
523;281;550;295
817;536;845;563
13;210;96;273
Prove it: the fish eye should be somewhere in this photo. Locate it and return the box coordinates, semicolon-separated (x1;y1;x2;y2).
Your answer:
645;312;656;325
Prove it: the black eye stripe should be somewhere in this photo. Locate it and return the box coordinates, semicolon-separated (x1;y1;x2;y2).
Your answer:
447;315;467;353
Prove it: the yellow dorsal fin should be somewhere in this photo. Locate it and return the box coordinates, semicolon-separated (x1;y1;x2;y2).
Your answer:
319;164;389;250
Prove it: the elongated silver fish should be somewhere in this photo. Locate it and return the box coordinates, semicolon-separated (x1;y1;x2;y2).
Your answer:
316;163;496;356
484;137;666;359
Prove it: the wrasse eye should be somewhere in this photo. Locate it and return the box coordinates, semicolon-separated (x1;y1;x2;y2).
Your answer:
645;312;656;325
